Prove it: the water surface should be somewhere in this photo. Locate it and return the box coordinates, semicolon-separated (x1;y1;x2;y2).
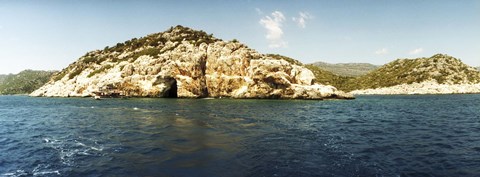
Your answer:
1;95;479;176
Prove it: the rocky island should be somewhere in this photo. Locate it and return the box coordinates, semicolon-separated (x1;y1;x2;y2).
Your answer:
30;26;353;100
348;54;480;95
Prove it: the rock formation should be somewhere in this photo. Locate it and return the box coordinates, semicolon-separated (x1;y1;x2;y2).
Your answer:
30;25;353;100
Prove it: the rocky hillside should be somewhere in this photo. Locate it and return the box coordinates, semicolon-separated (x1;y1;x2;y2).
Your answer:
311;61;378;77
31;25;353;100
476;66;480;71
0;70;55;95
345;54;480;92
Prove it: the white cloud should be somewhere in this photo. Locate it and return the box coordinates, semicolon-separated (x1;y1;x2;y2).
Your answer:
409;48;424;55
259;11;287;48
292;12;313;28
375;48;389;55
255;8;263;15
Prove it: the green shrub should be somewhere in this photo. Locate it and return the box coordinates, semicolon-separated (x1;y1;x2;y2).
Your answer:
87;65;113;78
68;68;83;79
130;48;161;61
53;72;67;81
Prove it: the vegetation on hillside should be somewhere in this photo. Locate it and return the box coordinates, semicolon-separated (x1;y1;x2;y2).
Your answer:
53;25;221;81
304;65;352;86
339;54;480;91
266;54;304;66
0;74;7;84
285;54;480;92
0;70;56;94
311;61;378;77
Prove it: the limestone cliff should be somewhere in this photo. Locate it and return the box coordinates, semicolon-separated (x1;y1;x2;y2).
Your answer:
31;25;353;100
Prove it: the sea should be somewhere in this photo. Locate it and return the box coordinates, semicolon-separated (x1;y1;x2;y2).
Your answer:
0;95;479;177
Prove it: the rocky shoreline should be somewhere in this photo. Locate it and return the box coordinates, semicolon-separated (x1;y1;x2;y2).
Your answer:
350;80;480;95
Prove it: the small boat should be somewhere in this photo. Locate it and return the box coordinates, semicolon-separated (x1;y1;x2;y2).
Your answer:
94;95;102;100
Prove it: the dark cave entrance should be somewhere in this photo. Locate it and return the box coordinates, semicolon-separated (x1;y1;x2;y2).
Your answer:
165;79;178;98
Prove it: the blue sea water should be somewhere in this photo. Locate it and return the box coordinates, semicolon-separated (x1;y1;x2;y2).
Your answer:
0;95;479;177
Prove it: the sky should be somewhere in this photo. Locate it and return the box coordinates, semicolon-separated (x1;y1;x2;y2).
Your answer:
0;0;479;74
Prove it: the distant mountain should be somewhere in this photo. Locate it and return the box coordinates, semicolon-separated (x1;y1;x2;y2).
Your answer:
344;54;480;92
310;61;378;77
0;70;56;95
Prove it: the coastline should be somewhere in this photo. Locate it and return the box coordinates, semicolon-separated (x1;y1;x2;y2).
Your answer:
350;80;480;95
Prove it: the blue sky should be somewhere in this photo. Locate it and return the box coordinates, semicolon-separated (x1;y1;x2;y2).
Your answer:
0;0;479;74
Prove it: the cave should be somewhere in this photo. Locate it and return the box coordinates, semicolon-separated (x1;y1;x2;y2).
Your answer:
165;79;178;98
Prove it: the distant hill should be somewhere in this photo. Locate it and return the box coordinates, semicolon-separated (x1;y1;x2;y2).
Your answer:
304;65;352;87
0;70;56;95
310;61;378;77
342;54;480;91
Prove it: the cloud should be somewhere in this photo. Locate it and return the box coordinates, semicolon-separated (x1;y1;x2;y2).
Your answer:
259;11;287;48
255;8;263;15
409;48;424;55
292;12;313;28
375;48;389;55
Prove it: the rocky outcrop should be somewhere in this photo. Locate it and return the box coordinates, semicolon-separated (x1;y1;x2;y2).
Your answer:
30;26;353;100
350;80;480;95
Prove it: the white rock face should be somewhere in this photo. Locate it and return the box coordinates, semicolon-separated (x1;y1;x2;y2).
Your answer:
30;30;353;100
350;80;480;95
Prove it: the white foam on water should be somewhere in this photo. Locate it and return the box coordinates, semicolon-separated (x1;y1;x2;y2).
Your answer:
32;164;61;176
75;139;103;151
2;170;28;177
75;141;86;147
90;146;103;151
33;171;60;176
40;136;108;168
43;138;61;144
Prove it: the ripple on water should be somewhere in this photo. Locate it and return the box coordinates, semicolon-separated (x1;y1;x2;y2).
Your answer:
2;95;480;176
